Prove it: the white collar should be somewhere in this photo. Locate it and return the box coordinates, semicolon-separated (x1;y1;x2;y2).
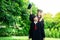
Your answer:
34;21;37;24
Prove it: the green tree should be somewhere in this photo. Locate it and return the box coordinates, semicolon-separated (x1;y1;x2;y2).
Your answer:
0;0;37;36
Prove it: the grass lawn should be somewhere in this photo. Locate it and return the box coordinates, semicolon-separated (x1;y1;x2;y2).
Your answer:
0;36;60;40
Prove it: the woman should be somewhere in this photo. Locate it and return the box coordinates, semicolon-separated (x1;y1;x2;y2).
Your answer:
29;8;45;40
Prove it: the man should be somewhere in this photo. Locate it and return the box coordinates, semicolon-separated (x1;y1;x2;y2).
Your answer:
29;8;45;40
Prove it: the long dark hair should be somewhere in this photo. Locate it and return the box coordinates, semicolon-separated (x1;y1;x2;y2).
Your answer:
37;9;43;18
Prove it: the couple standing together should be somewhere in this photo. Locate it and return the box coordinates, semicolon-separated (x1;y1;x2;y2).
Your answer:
29;8;45;40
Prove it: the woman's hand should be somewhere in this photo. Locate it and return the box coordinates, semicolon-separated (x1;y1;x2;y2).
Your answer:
39;18;43;22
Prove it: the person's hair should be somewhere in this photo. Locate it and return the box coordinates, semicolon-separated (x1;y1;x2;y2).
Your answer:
33;16;37;19
37;9;43;18
37;9;43;13
33;16;38;21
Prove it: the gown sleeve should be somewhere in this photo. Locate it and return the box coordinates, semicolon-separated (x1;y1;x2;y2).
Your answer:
29;14;35;22
29;23;33;38
41;19;45;38
29;14;34;38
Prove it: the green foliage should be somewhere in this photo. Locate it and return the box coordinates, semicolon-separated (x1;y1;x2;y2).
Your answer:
0;0;37;37
44;13;60;38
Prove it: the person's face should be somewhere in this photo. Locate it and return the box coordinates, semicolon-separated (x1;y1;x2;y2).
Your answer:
37;11;42;16
34;17;38;22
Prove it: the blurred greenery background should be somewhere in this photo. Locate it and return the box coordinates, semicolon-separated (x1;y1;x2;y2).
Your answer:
0;0;60;40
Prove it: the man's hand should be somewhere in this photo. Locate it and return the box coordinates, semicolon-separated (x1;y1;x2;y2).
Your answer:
30;7;32;14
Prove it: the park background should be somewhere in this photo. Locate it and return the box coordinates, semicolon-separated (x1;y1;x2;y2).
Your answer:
0;0;60;40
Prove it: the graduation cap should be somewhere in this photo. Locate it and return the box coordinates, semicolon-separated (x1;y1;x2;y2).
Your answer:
28;3;32;9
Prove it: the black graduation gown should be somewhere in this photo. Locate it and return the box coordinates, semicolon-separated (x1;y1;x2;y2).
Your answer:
31;21;45;40
29;14;45;40
29;14;35;38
